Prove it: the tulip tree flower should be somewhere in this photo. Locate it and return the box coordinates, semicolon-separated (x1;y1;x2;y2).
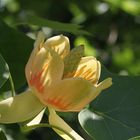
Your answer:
0;32;112;140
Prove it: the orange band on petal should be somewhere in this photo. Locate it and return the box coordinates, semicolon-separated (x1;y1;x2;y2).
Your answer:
45;98;69;110
29;64;49;93
30;71;44;93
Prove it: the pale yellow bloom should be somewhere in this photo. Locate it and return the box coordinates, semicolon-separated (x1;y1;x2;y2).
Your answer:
0;32;112;140
25;32;112;112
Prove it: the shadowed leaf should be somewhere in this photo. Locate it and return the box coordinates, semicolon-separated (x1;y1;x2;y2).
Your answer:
0;17;33;89
79;66;140;140
0;54;9;89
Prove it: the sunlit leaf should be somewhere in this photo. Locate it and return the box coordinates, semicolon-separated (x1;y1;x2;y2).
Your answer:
105;0;140;15
129;136;140;140
79;66;140;140
121;1;140;15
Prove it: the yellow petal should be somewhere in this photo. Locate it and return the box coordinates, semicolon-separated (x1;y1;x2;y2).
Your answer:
48;107;84;140
97;78;112;91
0;90;45;123
34;31;46;49
75;78;113;110
25;47;64;96
25;109;45;127
25;32;46;79
45;35;70;58
41;77;112;112
41;78;93;112
64;56;101;84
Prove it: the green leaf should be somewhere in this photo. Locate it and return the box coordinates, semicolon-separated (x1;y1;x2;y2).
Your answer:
64;45;84;75
0;17;33;89
129;136;140;140
121;1;140;15
0;129;7;140
21;13;91;35
105;0;140;15
0;54;10;89
79;66;140;140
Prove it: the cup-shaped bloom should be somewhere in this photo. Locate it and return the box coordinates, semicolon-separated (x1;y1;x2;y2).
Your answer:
0;32;112;140
25;32;112;112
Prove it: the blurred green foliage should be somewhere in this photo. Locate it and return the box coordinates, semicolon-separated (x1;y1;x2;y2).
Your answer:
1;0;140;76
0;0;140;140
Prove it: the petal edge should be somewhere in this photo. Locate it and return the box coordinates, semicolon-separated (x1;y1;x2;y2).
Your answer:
48;107;84;140
0;91;45;123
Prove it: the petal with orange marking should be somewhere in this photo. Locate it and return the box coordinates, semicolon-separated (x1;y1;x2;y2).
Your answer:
45;35;70;58
25;32;46;80
64;56;101;84
41;77;112;112
25;47;64;96
41;78;93;112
